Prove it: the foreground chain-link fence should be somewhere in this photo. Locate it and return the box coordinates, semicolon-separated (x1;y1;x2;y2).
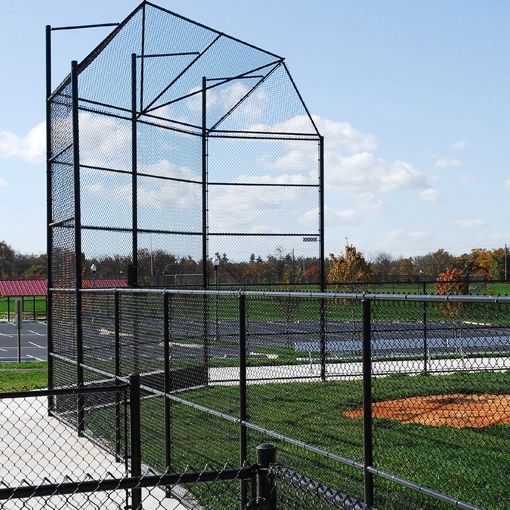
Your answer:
0;381;372;510
45;287;510;509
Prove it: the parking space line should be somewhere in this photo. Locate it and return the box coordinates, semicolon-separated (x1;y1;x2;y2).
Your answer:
29;341;45;349
0;333;14;337
26;354;44;361
28;330;44;336
0;348;6;352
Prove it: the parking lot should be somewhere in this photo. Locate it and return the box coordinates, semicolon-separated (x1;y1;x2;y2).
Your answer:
0;321;47;362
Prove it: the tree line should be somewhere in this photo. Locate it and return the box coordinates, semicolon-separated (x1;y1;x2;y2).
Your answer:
1;239;507;284
0;241;47;279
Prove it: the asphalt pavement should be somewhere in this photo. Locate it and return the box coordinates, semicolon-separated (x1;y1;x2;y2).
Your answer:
0;321;47;362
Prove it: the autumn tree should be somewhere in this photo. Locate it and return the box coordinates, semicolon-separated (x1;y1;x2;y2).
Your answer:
328;244;372;284
435;267;468;320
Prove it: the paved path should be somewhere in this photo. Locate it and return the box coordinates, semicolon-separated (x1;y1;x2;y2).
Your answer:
209;355;510;385
0;395;184;509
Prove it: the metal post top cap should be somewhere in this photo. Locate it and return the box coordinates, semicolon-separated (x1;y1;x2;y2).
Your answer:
256;443;276;451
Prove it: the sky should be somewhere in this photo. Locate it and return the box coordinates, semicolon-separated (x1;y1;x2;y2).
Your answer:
1;1;510;261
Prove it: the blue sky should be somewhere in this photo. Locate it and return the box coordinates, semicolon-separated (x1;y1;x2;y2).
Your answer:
1;1;509;260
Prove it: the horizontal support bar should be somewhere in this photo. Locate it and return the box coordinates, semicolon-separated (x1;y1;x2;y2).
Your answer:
80;225;203;236
47;286;510;305
52;22;119;31
208;134;320;141
0;466;257;500
0;383;127;400
208;181;318;188
208;232;320;237
137;52;200;58
206;75;264;81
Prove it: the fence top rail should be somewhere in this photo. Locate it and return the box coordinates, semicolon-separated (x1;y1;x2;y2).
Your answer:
0;464;257;501
0;383;128;400
49;286;510;304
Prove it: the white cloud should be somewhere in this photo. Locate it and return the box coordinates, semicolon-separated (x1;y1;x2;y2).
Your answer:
84;159;200;210
80;112;131;169
504;179;510;190
251;114;377;153
0;122;45;163
451;140;467;150
0;176;7;187
85;183;105;195
450;218;485;228
356;192;385;212
316;116;377;153
419;188;441;202
300;206;359;230
327;152;426;192
434;158;461;169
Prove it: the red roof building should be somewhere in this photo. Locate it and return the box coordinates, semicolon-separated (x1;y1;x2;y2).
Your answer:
0;278;128;297
0;279;47;297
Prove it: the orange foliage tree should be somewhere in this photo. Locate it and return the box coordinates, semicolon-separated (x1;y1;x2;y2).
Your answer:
328;244;372;286
434;267;468;320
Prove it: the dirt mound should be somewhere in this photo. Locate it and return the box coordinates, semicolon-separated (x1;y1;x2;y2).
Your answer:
343;393;510;429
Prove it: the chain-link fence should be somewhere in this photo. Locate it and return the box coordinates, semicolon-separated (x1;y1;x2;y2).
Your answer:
0;381;372;510
45;287;510;509
47;1;324;294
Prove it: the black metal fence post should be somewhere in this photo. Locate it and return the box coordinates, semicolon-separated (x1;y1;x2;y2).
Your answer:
319;135;326;382
72;59;84;436
114;291;121;460
45;24;53;414
129;373;142;510
422;282;428;375
256;443;277;509
7;296;10;322
163;292;172;493
361;299;374;506
239;292;248;509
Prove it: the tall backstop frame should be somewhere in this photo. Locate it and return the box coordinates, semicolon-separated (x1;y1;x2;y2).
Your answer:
46;0;324;426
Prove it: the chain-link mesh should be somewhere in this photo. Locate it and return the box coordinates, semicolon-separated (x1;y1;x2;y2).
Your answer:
48;2;322;294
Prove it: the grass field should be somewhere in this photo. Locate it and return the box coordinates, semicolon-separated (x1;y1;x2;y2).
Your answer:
118;370;510;510
0;296;47;320
1;358;508;508
0;362;47;391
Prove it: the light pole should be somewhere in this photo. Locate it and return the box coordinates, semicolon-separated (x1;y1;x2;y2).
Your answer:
505;244;508;283
91;263;97;287
213;255;220;342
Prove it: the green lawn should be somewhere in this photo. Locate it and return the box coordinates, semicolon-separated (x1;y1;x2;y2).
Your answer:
0;362;48;391
0;297;47;320
101;370;510;510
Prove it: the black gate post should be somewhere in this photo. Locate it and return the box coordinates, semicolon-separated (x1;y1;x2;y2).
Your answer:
361;299;374;506
239;292;248;509
72;59;84;436
7;296;10;322
129;373;142;510
256;443;277;509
